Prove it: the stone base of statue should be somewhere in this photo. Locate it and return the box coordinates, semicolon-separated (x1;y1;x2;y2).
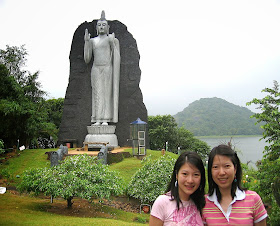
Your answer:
84;125;118;150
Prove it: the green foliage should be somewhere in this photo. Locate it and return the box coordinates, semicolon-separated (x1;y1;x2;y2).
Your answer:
107;152;131;165
240;163;258;190
0;139;4;154
18;154;125;208
174;97;263;136
0;45;64;148
247;81;280;160
254;158;280;205
0;45;27;84
0;168;12;179
148;115;178;150
0;45;48;147
109;149;178;186
268;200;280;226
148;115;210;161
41;98;64;130
135;216;148;224
127;155;176;203
247;80;280;225
0;148;161;224
256;166;280;221
178;130;210;162
107;152;123;164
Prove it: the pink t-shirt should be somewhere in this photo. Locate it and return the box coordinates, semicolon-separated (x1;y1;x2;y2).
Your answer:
202;189;267;226
151;194;203;226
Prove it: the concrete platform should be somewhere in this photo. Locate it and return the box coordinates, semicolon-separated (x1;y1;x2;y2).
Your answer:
67;147;129;156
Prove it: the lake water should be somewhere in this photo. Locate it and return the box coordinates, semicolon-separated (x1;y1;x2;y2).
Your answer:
198;136;266;167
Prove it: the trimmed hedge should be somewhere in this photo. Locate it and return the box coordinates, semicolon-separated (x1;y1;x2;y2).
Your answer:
107;152;132;165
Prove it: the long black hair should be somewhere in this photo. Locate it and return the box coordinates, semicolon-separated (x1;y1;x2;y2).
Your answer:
207;144;246;202
166;151;206;214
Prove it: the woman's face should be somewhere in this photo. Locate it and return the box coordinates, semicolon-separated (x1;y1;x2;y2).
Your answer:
211;155;236;191
176;162;201;201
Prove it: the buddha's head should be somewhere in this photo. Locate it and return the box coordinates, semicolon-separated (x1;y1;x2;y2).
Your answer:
96;10;109;35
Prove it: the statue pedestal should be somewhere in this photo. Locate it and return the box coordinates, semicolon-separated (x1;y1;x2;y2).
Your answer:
84;125;118;150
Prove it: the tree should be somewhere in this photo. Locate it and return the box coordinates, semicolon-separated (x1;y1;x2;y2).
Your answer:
0;63;26;147
32;98;64;148
42;98;64;129
148;115;178;150
247;80;280;225
0;45;52;148
0;45;27;84
18;154;125;208
247;80;280;160
148;115;210;161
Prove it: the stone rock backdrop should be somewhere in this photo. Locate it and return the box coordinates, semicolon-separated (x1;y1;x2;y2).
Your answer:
58;19;148;148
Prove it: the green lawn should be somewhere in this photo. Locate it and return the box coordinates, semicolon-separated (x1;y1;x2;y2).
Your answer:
109;157;142;185
0;192;147;225
0;147;177;225
0;149;52;186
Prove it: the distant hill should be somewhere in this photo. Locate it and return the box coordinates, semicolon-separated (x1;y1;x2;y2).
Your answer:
173;97;263;136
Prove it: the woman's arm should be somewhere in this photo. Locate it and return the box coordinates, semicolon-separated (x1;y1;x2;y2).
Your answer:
254;219;266;226
149;215;163;226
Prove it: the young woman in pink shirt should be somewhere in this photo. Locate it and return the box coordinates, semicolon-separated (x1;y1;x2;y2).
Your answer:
150;152;206;225
202;144;267;225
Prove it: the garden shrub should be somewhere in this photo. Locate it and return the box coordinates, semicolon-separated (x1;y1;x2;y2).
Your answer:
240;163;258;190
121;152;132;158
127;155;176;203
254;157;280;225
18;154;125;207
107;152;132;164
0;168;11;179
268;200;280;226
240;162;280;225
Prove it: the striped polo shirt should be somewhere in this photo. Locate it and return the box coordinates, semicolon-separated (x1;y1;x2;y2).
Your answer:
202;188;267;225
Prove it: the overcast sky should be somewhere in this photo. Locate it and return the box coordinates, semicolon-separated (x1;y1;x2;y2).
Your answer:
1;0;280;116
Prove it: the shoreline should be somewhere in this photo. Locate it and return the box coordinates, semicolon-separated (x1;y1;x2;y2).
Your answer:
195;135;262;139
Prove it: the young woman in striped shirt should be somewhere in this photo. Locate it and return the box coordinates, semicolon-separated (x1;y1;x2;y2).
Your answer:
202;144;267;225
